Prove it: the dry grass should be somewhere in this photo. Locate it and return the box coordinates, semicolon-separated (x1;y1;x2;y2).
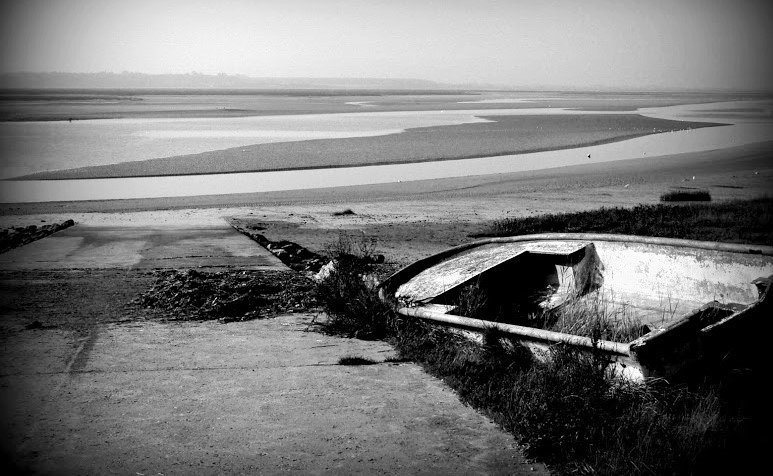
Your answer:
481;197;773;246
314;232;397;339
542;292;651;343
660;189;712;202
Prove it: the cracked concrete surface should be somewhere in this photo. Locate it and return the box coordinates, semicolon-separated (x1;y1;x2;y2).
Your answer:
1;314;545;475
0;223;287;271
0;217;546;474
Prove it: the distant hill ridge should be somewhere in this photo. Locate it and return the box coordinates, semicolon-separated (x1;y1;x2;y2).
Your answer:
0;72;497;90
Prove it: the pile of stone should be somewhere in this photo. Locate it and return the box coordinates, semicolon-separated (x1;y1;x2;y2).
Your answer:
0;219;75;254
134;269;319;322
230;222;328;273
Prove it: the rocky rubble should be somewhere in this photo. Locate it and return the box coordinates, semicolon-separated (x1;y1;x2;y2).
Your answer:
0;219;75;253
133;269;319;322
230;221;328;273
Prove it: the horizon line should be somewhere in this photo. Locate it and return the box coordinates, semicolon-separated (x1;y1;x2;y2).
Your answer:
1;71;772;95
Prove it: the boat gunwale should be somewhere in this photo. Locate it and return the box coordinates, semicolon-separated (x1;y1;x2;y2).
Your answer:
397;305;631;356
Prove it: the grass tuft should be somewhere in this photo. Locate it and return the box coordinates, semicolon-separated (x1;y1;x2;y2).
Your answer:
543;292;653;343
660;189;712;202
314;232;396;339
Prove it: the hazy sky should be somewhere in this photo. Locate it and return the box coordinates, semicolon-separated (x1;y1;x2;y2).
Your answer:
1;0;771;90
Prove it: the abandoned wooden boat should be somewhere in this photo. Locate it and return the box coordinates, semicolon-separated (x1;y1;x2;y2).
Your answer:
378;233;773;381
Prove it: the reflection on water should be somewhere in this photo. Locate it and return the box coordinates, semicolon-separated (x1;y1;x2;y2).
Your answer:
1;101;772;203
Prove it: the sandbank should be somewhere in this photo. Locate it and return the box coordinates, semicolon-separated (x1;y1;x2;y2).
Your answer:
15;114;718;181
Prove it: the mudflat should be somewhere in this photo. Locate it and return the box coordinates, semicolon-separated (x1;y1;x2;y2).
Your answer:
16;114;717;180
1;90;757;182
0;89;748;122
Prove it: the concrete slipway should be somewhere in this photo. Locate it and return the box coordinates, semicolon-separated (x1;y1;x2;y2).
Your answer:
0;220;545;474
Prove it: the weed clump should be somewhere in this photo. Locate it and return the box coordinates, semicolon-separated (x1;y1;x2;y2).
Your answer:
450;281;491;320
543;293;652;343
502;346;749;475
450;283;651;343
392;321;756;475
314;232;396;339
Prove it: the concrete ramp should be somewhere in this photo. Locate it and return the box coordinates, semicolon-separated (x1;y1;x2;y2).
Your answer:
0;313;544;474
0;225;286;271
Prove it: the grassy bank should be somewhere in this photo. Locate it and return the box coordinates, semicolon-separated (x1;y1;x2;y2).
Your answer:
317;198;770;475
477;197;773;246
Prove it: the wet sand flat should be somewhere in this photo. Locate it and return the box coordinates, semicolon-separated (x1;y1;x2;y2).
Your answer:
18;114;718;180
0;90;748;122
1;90;756;181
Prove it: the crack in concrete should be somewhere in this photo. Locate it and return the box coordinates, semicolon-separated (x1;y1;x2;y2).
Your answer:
0;361;402;377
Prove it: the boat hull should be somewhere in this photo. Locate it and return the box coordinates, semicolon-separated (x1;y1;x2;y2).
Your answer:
379;234;773;381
